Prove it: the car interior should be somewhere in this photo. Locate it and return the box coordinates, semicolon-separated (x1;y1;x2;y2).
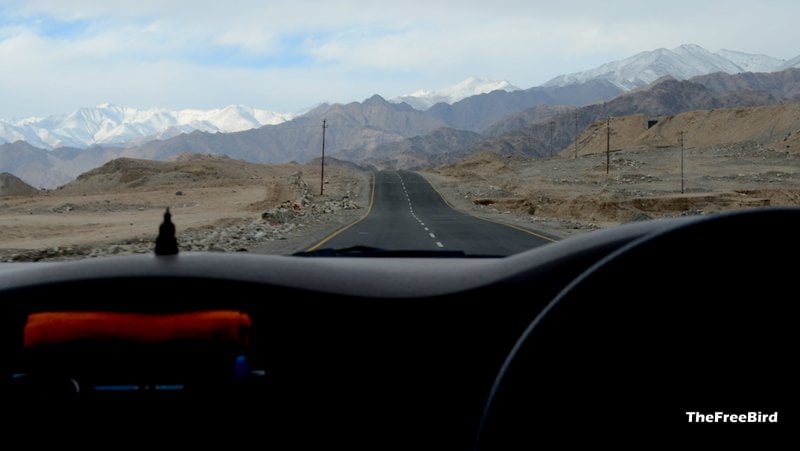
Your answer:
0;207;794;447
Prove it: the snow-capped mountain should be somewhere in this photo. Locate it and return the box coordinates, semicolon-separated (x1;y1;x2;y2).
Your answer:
544;44;800;91
715;49;785;73
391;77;520;110
0;104;293;149
781;55;800;70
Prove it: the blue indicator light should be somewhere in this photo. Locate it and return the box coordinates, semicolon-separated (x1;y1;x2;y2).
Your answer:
154;385;185;391
94;385;140;391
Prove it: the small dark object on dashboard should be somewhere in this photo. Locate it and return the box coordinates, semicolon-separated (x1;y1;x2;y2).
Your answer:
154;207;178;256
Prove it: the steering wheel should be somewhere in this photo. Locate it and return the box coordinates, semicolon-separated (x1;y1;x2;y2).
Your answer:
477;208;797;447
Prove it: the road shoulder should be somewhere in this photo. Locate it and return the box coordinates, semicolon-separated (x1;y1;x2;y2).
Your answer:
418;171;572;240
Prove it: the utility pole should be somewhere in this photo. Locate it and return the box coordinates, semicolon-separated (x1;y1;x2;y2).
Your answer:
606;116;611;175
574;110;579;159
528;128;532;154
680;131;685;194
320;119;328;196
549;121;555;157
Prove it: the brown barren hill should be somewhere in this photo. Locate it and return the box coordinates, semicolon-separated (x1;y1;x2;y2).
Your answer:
57;154;287;195
428;102;800;236
0;172;39;197
1;153;368;260
567;102;800;156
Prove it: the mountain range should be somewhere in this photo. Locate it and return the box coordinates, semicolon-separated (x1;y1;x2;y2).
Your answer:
0;79;618;189
544;44;800;91
476;68;800;158
0;104;294;150
4;44;800;189
0;77;518;151
6;44;797;153
92;80;622;169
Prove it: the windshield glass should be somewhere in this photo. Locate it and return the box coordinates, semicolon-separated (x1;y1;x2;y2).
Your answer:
2;2;799;261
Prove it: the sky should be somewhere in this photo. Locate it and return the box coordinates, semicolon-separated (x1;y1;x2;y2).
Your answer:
1;0;799;118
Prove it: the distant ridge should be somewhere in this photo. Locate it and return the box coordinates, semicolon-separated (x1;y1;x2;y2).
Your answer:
472;68;800;158
544;44;800;91
390;77;520;110
0;172;38;196
0;104;293;150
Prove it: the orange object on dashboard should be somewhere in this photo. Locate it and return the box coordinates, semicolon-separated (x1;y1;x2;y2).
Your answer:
23;310;252;349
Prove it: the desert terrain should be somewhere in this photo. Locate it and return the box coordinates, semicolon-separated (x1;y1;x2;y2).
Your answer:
426;104;800;237
0;154;369;261
3;102;799;259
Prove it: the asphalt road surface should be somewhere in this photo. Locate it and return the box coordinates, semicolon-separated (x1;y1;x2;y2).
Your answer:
313;170;555;256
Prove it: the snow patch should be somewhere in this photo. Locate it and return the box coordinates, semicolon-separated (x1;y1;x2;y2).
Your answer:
715;49;784;73
390;77;520;110
544;44;792;90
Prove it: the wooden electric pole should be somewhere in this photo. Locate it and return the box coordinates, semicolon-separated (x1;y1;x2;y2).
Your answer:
320;119;328;196
528;127;532;153
606;116;610;174
574;110;579;159
680;131;685;194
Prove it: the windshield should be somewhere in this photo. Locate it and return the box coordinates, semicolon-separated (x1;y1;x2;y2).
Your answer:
2;2;799;261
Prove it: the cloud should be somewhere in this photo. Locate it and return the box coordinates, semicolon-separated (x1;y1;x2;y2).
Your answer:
1;0;800;118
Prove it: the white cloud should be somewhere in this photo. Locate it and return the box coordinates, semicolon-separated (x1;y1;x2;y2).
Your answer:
1;0;800;118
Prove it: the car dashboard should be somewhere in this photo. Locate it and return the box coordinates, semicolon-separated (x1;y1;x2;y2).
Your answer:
0;208;795;447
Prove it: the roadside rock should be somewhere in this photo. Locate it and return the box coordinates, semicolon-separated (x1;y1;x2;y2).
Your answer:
1;193;363;262
262;206;294;224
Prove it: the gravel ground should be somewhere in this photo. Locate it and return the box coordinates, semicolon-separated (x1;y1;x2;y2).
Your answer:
425;141;800;238
0;169;372;262
420;172;580;239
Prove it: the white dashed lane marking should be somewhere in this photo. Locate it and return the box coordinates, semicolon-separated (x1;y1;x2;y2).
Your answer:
399;172;444;250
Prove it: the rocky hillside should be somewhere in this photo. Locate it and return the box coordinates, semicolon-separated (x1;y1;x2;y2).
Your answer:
335;128;483;170
690;68;800;101
121;82;623;163
473;76;788;157
0;81;625;186
431;141;800;233
333;71;800;168
58;154;300;195
0;141;119;189
482;105;577;138
0;153;369;261
7;69;800;187
118;95;447;164
426;79;622;132
1;95;443;188
565;103;800;157
0;172;38;196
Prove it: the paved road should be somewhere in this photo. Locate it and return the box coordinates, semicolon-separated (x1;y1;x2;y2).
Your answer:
312;170;554;256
